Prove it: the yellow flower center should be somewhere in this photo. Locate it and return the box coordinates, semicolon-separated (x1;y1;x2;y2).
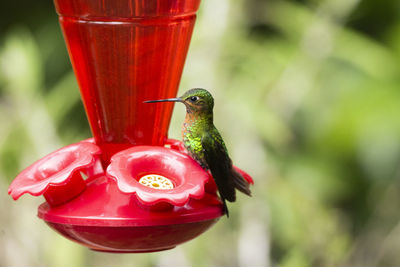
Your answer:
138;175;174;190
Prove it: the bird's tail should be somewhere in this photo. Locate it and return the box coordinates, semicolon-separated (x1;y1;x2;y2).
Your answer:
232;168;252;197
222;198;229;218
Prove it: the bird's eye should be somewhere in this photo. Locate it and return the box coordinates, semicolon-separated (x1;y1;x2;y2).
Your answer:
190;96;199;102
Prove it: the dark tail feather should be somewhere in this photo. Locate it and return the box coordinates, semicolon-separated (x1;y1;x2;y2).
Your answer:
222;198;229;218
232;169;252;196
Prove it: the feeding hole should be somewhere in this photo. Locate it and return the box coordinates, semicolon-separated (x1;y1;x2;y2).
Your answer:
138;175;174;190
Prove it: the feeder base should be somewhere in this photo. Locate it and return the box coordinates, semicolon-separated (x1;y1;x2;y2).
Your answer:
90;247;175;253
38;174;223;253
45;220;218;253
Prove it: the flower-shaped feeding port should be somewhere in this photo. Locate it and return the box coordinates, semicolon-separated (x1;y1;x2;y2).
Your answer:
8;140;101;206
107;146;210;208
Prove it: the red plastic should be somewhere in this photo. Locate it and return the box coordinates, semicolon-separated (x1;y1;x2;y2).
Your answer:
38;175;222;252
42;172;87;207
8;140;101;206
107;146;210;207
55;0;200;164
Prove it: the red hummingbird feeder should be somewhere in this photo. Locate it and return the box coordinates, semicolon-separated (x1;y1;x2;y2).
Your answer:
8;0;253;253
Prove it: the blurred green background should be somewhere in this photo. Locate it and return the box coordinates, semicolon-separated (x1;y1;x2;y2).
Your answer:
1;0;400;266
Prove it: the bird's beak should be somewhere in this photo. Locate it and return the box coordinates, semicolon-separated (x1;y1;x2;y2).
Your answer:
144;98;182;103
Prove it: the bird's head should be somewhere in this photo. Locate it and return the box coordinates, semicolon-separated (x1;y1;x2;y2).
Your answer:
145;88;214;115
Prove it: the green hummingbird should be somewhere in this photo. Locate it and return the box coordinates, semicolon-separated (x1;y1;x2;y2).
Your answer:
145;88;251;217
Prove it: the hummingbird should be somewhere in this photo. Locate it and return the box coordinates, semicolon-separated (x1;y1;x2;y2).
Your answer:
144;88;251;217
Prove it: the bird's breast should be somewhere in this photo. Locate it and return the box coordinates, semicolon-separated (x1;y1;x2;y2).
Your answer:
182;123;207;168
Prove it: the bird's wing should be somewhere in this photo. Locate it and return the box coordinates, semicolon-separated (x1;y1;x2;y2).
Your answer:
201;132;236;204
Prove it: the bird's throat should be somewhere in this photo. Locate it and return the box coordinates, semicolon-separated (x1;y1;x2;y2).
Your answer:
183;112;213;132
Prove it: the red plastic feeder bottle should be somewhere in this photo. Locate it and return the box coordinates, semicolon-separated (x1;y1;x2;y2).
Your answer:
55;0;200;164
8;0;253;253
